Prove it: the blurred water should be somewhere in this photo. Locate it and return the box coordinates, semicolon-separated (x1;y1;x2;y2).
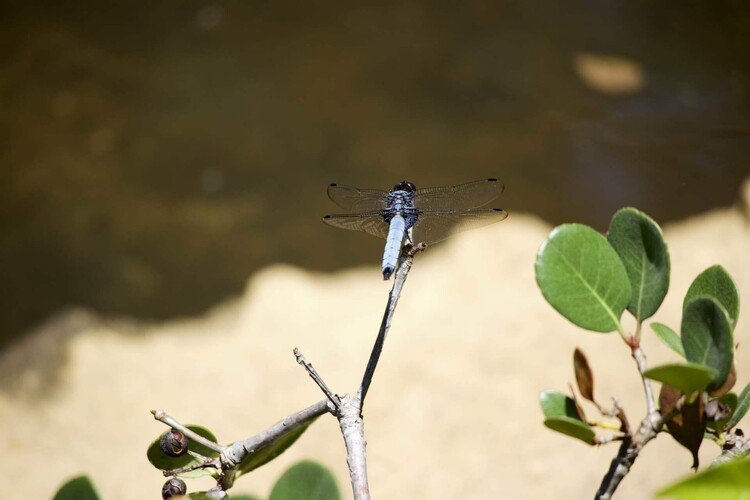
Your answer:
1;1;749;344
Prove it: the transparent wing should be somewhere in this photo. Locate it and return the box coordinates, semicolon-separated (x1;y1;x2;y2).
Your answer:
322;212;390;239
412;178;504;211
327;184;389;211
411;208;508;245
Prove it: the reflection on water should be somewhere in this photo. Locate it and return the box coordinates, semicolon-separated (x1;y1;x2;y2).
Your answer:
2;1;749;344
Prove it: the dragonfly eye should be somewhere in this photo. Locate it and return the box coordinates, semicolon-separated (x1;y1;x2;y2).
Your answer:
393;180;416;192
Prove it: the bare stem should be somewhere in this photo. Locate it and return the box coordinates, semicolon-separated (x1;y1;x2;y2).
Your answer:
151;409;224;454
223;399;331;467
294;348;341;411
595;340;663;499
291;351;371;500
631;346;657;416
608;397;632;436
633;320;643;346
595;434;627;445
290;244;425;499
594;411;664;500
337;244;423;498
357;243;423;409
164;456;220;476
338;395;370;500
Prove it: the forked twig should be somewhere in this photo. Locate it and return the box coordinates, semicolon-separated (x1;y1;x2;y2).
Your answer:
152;242;423;500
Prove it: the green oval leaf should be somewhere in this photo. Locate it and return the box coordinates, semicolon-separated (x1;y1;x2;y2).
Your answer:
644;363;718;395
236;419;316;476
652;323;685;358
539;390;583;420
543;417;596;445
607;207;670;321
684;265;740;329
681;296;733;392
269;460;341;500
147;425;219;477
53;475;101;500
727;383;750;430
536;224;631;332
657;455;750;499
539;390;594;443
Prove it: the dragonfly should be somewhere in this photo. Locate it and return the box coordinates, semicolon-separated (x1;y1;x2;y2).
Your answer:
323;178;508;280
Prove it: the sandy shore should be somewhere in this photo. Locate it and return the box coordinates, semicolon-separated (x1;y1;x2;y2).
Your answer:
1;184;749;499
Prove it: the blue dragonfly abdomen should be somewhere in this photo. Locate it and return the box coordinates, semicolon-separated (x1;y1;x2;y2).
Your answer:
382;213;406;279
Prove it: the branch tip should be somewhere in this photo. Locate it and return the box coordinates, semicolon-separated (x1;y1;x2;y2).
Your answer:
293;349;340;410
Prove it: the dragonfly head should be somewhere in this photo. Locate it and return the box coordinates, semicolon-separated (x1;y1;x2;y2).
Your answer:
393;180;416;192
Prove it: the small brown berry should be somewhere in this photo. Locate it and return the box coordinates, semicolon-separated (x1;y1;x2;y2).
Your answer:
162;477;187;499
160;429;188;457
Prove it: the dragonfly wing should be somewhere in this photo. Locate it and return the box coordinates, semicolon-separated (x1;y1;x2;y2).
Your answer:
322;212;390;239
412;178;504;211
411;208;508;245
327;184;389;211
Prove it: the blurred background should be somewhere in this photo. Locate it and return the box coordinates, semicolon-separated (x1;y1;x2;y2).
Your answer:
3;2;750;499
3;0;749;346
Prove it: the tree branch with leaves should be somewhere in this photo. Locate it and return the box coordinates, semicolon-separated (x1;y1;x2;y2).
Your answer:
535;207;749;499
54;243;425;500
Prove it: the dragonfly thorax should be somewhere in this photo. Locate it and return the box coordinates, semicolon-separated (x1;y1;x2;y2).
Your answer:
382;189;419;228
